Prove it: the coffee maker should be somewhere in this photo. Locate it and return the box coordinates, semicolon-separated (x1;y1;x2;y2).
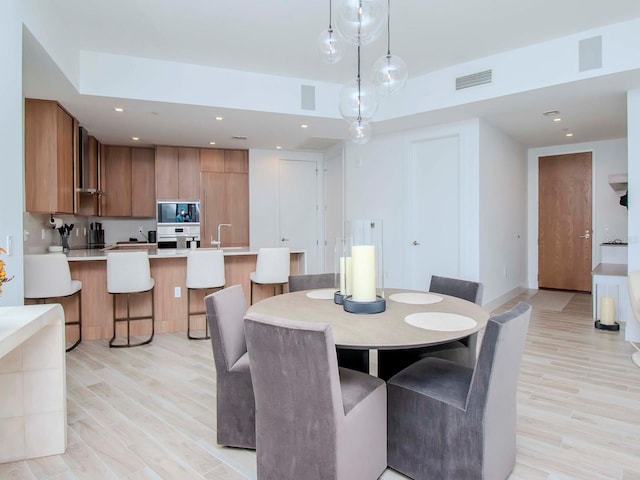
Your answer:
88;222;105;249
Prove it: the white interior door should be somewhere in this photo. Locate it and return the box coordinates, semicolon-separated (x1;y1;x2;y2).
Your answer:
279;159;319;273
324;148;344;272
406;136;460;290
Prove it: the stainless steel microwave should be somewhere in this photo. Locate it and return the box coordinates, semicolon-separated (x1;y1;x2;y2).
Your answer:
157;201;200;225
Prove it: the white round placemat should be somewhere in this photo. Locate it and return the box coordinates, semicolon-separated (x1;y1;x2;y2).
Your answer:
306;289;336;300
389;292;443;305
404;312;477;331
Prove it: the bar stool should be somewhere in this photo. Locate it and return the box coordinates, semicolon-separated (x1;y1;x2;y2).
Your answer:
107;251;155;348
24;253;82;352
186;249;226;340
249;247;290;304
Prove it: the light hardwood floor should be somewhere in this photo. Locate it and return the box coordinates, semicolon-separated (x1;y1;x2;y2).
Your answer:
1;292;639;479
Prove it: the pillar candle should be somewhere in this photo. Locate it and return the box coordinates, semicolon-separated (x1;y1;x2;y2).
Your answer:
339;257;352;295
351;245;376;302
600;296;616;325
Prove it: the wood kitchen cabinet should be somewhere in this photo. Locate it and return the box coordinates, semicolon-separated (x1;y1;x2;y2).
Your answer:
131;148;156;217
101;145;155;217
76;134;100;217
155;146;200;199
24;99;76;214
201;171;249;247
200;148;248;173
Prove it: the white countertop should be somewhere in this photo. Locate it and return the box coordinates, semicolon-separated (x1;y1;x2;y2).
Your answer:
0;304;64;357
66;246;305;261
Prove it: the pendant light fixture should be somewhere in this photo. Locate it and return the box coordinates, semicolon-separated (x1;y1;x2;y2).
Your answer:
371;0;407;96
317;0;344;64
335;0;387;46
317;0;404;144
349;45;372;144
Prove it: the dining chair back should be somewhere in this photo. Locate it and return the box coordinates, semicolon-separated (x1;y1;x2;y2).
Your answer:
244;311;387;479
288;272;336;292
204;285;255;449
386;301;531;480
24;253;83;351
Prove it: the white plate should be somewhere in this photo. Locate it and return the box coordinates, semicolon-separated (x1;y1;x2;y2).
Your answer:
404;312;477;331
306;289;336;300
389;292;443;305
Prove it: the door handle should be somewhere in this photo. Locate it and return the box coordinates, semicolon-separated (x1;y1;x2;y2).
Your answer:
413;240;420;246
579;230;591;239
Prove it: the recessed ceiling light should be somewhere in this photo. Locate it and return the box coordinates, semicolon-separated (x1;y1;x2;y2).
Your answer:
215;116;223;121
565;133;573;137
301;124;308;128
553;117;561;122
276;146;282;149
209;141;216;145
114;107;124;112
132;137;139;141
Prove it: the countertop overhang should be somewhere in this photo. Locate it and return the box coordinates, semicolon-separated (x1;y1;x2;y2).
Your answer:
67;247;305;261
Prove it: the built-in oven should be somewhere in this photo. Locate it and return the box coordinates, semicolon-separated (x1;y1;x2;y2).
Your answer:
157;201;201;249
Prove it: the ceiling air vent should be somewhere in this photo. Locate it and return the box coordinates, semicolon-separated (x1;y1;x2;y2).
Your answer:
231;135;248;140
455;69;492;90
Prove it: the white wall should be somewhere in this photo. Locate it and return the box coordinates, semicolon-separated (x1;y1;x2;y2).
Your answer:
0;0;24;306
249;149;325;271
527;138;628;288
479;120;528;304
342;120;482;295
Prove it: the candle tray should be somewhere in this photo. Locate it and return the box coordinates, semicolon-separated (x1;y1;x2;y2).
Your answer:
594;320;620;331
343;295;386;314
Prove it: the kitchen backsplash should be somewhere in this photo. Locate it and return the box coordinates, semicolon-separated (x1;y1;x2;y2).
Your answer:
24;213;156;252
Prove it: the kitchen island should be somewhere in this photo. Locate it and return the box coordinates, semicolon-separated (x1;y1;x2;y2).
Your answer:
41;247;305;341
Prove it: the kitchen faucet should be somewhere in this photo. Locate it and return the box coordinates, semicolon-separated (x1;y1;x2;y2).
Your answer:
211;224;232;249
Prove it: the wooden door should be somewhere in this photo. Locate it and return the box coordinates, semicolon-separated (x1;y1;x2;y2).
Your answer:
538;152;592;291
131;147;156;217
225;172;249;246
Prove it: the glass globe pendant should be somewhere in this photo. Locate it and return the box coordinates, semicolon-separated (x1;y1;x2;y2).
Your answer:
372;0;407;96
317;28;345;64
338;77;378;121
335;0;387;46
317;0;345;64
372;53;407;96
350;117;371;144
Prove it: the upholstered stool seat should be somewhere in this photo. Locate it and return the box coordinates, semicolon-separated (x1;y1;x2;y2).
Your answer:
186;249;225;340
249;247;290;304
107;251;155;348
24;253;82;352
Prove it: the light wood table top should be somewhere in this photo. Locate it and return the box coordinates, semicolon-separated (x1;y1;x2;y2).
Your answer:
248;288;490;350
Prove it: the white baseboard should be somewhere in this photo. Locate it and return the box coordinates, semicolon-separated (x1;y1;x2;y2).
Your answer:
483;286;528;313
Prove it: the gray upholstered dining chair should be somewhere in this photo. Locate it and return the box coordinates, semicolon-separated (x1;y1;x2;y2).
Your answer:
244;311;387;480
288;272;336;292
204;285;255;449
378;274;484;380
288;272;369;373
386;301;531;480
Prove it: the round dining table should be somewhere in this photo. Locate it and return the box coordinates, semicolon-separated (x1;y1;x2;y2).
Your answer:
247;288;490;351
